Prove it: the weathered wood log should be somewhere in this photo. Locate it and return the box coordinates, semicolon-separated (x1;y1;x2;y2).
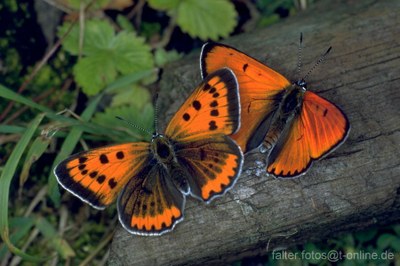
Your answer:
109;0;400;264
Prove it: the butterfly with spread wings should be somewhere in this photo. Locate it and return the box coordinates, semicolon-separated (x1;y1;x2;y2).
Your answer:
55;68;243;235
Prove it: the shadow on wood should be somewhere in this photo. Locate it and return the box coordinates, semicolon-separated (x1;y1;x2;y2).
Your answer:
109;0;400;264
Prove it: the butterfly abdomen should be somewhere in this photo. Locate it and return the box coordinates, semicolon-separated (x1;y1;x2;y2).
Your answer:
261;85;304;151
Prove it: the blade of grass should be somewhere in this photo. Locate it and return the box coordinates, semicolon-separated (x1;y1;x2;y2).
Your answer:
47;69;155;204
47;94;102;205
0;217;34;260
0;114;47;262
20;136;51;188
34;216;75;259
0;125;26;134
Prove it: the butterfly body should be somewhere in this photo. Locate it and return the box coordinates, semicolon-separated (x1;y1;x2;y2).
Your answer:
201;42;350;178
55;68;243;235
260;82;305;150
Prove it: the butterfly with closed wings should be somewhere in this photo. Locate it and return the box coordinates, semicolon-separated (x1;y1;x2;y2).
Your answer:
54;68;243;235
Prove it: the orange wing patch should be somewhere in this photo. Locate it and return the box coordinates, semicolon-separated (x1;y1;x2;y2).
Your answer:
201;42;291;152
302;91;350;159
165;68;240;142
118;164;185;235
175;136;243;202
266;91;350;177
55;143;150;209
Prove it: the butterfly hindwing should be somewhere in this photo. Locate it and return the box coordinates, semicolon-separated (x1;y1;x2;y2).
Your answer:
54;143;150;209
201;42;291;152
117;161;185;235
174;135;243;202
165;68;240;141
267;91;350;177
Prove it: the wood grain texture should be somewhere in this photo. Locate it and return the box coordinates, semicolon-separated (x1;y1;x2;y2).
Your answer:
109;0;400;264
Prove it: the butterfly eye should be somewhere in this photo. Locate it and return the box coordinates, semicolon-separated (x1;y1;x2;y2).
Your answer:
296;79;307;89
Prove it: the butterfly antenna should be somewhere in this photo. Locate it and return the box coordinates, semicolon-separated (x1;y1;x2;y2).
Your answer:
297;32;303;77
115;116;153;137
302;46;332;81
153;92;159;135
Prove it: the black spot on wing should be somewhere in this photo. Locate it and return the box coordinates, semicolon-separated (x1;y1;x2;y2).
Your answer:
210;110;219;117
99;154;109;164
183;113;190;121
89;171;98;178
209;121;218;130
203;83;212;91
116;151;124;159
210;100;218;107
109;178;117;189
97;175;106;184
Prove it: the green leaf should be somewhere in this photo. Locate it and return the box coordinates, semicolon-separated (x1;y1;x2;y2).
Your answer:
354;229;378;244
58;19;115;56
176;0;237;40
377;234;397;250
112;31;154;74
60;19;154;95
111;84;151;108
148;0;181;11
73;53;117;95
154;48;182;67
116;14;134;32
303;243;323;264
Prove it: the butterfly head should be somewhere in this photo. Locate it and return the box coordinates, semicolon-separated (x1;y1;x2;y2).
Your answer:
151;134;175;163
295;79;307;91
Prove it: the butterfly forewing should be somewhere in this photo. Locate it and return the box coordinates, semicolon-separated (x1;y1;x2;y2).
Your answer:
55;143;150;209
118;162;185;236
165;68;240;141
201;42;291;152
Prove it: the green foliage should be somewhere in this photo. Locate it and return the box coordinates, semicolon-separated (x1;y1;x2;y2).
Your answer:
154;48;182;67
92;103;154;142
58;19;154;95
176;0;237;40
65;0;110;10
256;0;296;27
148;0;181;11
148;0;237;40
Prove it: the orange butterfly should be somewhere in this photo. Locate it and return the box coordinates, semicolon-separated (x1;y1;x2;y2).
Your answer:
201;42;350;178
54;68;243;235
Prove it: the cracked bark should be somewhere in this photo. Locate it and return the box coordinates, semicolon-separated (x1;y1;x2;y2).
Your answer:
109;0;400;265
